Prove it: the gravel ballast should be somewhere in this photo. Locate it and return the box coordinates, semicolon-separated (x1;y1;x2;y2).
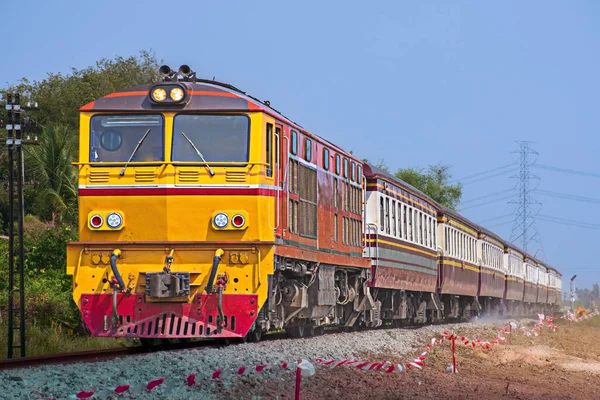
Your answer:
0;321;505;399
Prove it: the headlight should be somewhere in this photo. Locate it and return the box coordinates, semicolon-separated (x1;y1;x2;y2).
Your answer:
106;212;123;228
151;88;167;102
170;87;184;101
214;213;229;228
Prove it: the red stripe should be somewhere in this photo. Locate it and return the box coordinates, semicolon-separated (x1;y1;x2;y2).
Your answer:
78;187;277;197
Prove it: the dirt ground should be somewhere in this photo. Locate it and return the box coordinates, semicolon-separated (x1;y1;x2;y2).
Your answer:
213;316;600;399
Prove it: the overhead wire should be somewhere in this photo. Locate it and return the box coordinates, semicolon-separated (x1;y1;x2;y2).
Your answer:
458;194;516;211
477;213;514;224
533;164;600;179
451;163;516;183
534;189;600;205
460;189;517;205
536;214;600;230
458;168;520;185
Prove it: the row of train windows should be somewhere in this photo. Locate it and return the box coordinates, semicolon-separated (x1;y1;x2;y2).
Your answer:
335;215;361;247
525;264;537;282
444;226;477;264
508;255;524;276
482;242;503;271
290;130;361;183
379;196;437;250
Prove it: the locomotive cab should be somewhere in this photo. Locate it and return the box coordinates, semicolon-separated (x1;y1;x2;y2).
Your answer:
66;67;279;340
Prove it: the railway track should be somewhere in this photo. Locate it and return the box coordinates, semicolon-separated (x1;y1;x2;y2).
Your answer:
0;347;144;370
0;315;544;371
0;332;290;371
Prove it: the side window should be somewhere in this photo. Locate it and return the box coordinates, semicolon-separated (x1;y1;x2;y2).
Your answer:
351;162;356;181
323;148;330;170
275;127;281;169
335;154;341;175
379;196;384;232
357;165;362;182
343;158;349;178
266;123;273;177
291;130;298;155
305;138;312;162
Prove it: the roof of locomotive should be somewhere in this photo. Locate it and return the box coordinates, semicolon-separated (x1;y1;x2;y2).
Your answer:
362;163;440;209
79;78;360;162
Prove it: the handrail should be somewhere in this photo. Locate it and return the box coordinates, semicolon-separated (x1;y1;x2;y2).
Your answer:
366;223;379;267
273;131;282;232
256;247;262;290
73;248;85;287
281;135;290;236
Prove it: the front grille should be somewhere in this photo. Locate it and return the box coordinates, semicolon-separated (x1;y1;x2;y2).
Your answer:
178;169;200;182
226;170;246;182
135;168;156;182
89;170;110;183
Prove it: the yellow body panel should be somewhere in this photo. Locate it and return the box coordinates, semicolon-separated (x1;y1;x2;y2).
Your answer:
67;110;279;338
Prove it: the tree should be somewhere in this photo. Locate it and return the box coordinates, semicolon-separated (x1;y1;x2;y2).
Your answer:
395;164;462;211
3;50;160;141
0;50;161;232
28;125;78;225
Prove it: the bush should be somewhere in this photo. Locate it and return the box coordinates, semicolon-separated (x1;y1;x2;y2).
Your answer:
0;216;80;329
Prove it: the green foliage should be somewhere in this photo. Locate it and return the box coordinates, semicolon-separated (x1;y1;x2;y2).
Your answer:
364;158;462;210
4;50;160;134
395;164;462;211
0;217;79;328
27;125;78;225
0;322;133;358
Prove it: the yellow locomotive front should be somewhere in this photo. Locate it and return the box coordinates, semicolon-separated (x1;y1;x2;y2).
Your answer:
66;66;277;342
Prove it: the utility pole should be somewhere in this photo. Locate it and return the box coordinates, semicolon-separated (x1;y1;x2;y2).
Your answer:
509;141;541;253
3;92;39;358
570;275;577;312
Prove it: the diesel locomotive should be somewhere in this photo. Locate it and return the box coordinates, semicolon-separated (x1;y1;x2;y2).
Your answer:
66;65;562;343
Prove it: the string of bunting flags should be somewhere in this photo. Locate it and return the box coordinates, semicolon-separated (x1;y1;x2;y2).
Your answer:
42;311;595;400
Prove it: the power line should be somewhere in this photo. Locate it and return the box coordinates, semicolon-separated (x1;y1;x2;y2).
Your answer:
460;188;517;205
487;219;515;229
452;164;515;183
534;189;600;205
533;164;600;179
537;214;600;230
459;168;520;185
459;194;516;211
477;213;514;224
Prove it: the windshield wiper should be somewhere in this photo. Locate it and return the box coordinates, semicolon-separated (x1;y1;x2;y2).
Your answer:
120;128;151;176
180;132;215;177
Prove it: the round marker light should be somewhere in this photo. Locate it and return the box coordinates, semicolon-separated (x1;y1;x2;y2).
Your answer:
90;214;103;228
106;212;123;228
232;214;245;228
151;88;167;102
214;213;229;228
170;87;184;101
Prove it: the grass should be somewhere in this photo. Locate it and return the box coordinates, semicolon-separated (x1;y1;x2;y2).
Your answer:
0;322;136;359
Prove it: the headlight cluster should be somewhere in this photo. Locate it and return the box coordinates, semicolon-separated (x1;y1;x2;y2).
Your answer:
88;211;125;230
149;84;187;104
212;211;247;230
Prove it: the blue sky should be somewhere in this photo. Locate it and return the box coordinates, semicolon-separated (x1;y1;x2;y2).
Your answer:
2;1;599;292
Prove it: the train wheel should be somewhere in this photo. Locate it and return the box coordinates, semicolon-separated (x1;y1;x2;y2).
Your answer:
314;326;325;336
286;325;305;338
247;329;262;343
305;325;315;337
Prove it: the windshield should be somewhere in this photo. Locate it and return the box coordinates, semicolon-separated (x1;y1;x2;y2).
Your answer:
89;115;164;163
171;114;250;163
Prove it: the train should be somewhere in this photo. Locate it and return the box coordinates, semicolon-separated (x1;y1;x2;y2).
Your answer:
65;64;562;344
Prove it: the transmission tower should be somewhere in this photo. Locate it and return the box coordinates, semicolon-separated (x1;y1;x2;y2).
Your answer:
508;141;542;253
